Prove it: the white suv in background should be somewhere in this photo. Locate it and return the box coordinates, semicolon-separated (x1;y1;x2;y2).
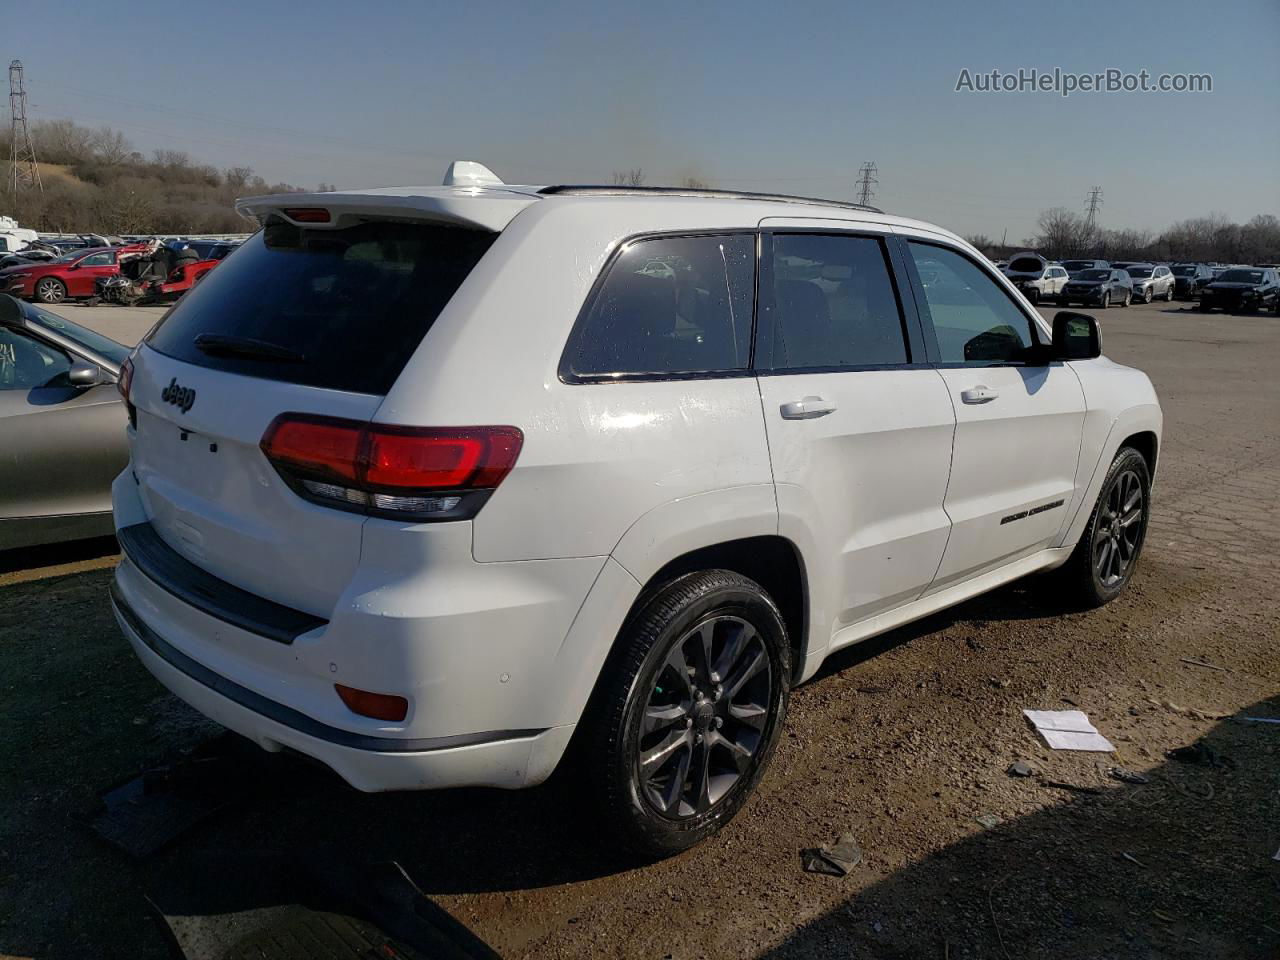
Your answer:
110;167;1162;855
1002;252;1069;304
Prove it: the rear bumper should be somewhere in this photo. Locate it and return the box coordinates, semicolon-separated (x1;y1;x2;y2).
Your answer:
111;581;571;791
109;469;602;792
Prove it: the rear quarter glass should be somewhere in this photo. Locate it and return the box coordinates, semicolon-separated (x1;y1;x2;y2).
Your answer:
145;219;497;394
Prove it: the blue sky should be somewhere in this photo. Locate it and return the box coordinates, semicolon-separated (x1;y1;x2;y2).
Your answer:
9;0;1278;240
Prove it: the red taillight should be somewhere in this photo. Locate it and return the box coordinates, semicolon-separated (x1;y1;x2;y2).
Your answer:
281;207;331;223
335;684;408;722
117;356;134;402
118;356;137;427
260;415;522;520
260;416;362;484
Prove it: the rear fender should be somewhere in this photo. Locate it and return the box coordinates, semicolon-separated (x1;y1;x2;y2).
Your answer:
545;484;778;731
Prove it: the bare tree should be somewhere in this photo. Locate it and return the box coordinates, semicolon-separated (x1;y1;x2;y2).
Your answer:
1034;208;1096;259
610;168;645;186
680;176;710;190
224;166;254;191
32;119;97;164
91;127;133;165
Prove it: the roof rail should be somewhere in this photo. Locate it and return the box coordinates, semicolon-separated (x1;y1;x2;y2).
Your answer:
538;185;883;215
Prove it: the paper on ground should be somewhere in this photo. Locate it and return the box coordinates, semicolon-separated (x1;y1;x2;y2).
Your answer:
1023;709;1115;752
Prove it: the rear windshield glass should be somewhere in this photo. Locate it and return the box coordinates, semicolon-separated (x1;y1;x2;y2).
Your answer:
1077;270;1109;280
1218;269;1263;283
1008;257;1043;273
1172;265;1196;276
1062;261;1095;271
146;218;496;394
1127;267;1153;278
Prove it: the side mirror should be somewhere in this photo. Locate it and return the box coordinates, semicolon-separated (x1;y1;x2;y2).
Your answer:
1052;312;1102;360
67;360;105;386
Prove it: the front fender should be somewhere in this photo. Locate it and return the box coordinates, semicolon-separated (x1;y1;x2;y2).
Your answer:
1057;360;1162;550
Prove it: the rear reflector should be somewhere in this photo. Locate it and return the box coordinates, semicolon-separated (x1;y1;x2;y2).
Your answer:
281;207;331;223
260;415;522;521
335;684;408;722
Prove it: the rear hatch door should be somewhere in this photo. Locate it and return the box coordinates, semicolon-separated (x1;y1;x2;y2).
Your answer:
129;209;502;616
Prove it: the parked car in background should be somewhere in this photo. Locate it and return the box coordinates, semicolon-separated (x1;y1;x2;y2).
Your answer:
1061;259;1110;277
1003;253;1068;303
1199;267;1280;314
0;294;130;551
1171;263;1215;300
108;171;1162;856
1060;267;1133;308
1125;264;1175;303
169;239;241;261
0;243;151;304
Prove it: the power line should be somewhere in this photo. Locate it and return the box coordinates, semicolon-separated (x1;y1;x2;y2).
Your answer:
9;60;42;195
854;161;878;206
1085;186;1104;229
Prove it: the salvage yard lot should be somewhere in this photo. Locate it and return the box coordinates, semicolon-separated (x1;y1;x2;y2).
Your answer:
2;299;1278;958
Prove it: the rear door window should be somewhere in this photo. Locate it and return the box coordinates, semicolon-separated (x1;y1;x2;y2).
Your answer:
759;233;910;370
146;218;496;394
563;233;755;379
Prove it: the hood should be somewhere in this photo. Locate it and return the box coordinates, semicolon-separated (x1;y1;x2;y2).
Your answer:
1207;281;1262;291
0;261;56;276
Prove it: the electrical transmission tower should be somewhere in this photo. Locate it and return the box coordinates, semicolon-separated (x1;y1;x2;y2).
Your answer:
9;60;43;196
854;161;878;206
1084;186;1104;230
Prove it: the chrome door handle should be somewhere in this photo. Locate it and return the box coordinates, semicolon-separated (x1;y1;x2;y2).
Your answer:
780;396;837;419
960;385;999;404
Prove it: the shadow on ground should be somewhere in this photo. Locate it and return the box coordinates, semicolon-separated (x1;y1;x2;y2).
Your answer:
757;695;1280;960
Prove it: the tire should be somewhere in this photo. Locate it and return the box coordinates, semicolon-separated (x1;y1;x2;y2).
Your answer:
1143;288;1153;304
1121;291;1132;308
1164;284;1174;302
1027;288;1040;305
34;277;66;304
1100;291;1110;309
1199;302;1212;313
581;569;791;858
1055;447;1151;609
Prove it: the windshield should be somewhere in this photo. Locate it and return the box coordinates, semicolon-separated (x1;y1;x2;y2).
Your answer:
1218;269;1263;283
1127;267;1153;278
146;219;497;394
1062;261;1094;271
1008;257;1043;273
1172;265;1196;276
1077;270;1110;281
26;306;130;366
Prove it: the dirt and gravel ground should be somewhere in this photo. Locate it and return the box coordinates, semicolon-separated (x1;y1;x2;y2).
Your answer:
1;299;1277;959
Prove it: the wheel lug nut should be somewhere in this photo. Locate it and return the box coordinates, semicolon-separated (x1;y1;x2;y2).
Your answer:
714;717;723;729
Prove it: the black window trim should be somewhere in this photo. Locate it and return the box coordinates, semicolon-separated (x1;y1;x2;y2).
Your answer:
897;235;1051;369
558;229;761;385
753;228;929;377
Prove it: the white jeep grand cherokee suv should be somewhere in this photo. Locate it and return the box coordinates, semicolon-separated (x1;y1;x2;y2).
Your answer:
111;168;1161;855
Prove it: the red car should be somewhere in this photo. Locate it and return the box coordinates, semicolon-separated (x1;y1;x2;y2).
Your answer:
0;242;152;304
